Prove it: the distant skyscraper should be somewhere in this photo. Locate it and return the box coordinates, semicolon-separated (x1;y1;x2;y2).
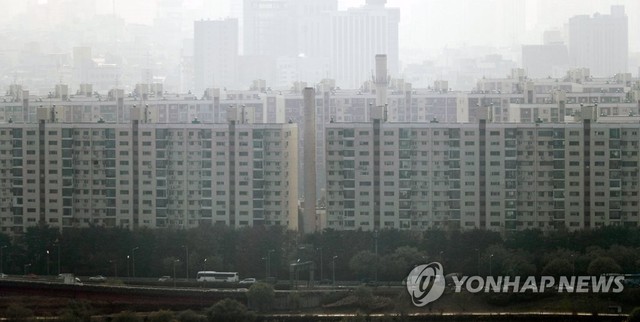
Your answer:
522;44;569;79
492;0;527;47
73;46;93;85
242;0;336;87
330;0;400;88
568;5;628;77
194;18;238;95
243;0;336;58
522;29;569;79
243;0;291;57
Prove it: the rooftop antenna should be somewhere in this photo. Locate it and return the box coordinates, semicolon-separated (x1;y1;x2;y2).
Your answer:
115;73;120;122
57;59;63;85
145;49;152;85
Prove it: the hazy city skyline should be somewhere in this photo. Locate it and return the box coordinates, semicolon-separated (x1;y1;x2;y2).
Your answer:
0;0;637;93
2;0;639;66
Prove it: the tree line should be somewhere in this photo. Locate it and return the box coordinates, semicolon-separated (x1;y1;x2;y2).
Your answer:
1;224;639;282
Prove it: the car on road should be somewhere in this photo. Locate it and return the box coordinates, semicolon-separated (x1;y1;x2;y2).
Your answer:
158;276;172;282
239;278;256;285
88;275;106;282
0;273;8;278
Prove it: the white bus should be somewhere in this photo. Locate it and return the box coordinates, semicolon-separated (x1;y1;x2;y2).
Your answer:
196;271;239;282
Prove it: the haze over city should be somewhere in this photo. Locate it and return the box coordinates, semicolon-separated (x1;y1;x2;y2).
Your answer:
2;1;640;318
0;0;639;93
4;0;640;54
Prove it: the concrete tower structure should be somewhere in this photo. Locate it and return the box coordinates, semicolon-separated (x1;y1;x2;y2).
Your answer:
302;87;317;233
374;54;389;109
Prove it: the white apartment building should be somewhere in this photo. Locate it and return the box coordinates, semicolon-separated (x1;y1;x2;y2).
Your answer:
325;107;640;233
0;108;298;235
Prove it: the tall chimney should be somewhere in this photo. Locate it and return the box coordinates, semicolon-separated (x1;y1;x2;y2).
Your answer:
375;54;388;108
303;87;317;233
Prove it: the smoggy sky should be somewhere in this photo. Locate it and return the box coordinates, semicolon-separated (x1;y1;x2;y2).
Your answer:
3;0;639;65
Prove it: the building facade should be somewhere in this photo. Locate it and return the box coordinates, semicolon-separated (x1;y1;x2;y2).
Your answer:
0;107;298;235
325;108;640;232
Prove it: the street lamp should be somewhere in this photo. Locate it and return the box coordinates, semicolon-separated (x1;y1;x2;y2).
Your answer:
266;249;275;279
332;256;338;285
173;259;180;288
126;255;130;277
56;243;61;275
46;250;50;276
373;230;379;283
317;247;323;281
570;254;576;275
489;254;494;276
131;247;139;278
0;245;7;275
475;248;480;275
182;245;189;281
110;260;118;278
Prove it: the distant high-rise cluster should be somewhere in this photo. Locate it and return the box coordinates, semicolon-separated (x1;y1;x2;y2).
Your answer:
523;5;629;79
568;5;628;77
192;0;400;92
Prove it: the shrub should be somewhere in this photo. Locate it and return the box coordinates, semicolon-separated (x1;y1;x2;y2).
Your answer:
247;282;275;311
57;300;93;322
177;310;205;322
354;286;373;307
148;310;175;322
206;299;255;322
628;307;640;322
587;257;622;276
113;311;141;322
5;304;34;322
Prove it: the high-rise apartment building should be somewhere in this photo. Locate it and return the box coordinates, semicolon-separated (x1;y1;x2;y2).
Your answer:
330;0;400;89
0;107;298;235
325;107;640;232
194;18;239;94
568;5;628;77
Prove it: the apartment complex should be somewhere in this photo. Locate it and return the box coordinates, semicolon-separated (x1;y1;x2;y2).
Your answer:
0;107;298;234
3;68;637;126
1;68;639;234
325;106;640;232
2;68;639;200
